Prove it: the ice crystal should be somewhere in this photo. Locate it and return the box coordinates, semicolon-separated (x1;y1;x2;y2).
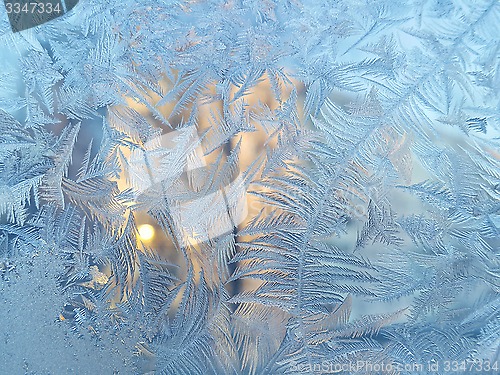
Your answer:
0;0;499;374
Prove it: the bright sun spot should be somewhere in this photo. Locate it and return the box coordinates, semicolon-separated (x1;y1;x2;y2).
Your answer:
138;224;155;241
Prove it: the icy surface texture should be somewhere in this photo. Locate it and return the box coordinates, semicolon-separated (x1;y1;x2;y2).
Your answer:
0;0;499;374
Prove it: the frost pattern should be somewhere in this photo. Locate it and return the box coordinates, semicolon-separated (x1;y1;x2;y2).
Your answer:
0;0;499;374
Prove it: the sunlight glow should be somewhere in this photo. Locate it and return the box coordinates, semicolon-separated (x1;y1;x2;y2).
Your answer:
138;224;155;241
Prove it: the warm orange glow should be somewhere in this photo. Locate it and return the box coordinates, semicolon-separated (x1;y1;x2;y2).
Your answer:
138;224;155;241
